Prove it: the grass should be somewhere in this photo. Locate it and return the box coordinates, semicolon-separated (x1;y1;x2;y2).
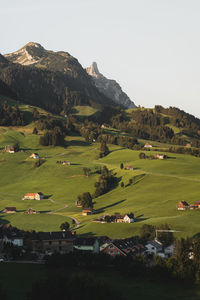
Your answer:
0;127;200;238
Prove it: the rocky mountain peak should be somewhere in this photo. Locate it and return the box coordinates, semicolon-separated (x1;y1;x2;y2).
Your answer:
86;62;136;109
4;41;45;66
86;62;100;78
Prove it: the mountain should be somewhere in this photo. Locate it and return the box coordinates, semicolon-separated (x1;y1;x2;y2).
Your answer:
86;62;136;109
0;43;117;113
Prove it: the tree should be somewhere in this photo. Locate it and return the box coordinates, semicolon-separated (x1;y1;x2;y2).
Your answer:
83;168;91;177
13;142;20;152
140;224;155;241
139;152;146;159
120;182;124;188
104;215;111;223
78;192;93;209
60;222;70;231
120;163;124;169
32;127;38;134
99;141;110;158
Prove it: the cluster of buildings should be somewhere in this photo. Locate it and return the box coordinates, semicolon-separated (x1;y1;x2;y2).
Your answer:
177;200;200;210
0;225;174;259
1;207;39;214
93;213;134;224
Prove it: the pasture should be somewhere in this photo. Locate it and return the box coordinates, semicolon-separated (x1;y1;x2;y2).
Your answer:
0;127;200;238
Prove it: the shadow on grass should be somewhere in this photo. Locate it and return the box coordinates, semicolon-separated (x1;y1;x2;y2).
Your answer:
134;214;149;222
67;140;91;147
109;148;125;154
39;210;52;214
95;199;126;214
43;195;53;199
0;215;10;225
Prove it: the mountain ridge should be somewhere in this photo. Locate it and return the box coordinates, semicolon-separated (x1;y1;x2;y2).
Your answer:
86;62;136;109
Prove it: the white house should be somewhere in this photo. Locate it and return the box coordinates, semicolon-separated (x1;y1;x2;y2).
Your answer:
145;239;163;255
30;153;39;159
3;235;23;247
123;214;134;223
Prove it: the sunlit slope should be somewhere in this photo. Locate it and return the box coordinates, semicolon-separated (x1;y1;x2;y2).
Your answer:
0;128;200;238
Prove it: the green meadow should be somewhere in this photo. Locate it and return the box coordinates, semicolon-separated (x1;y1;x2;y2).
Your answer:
0;127;200;238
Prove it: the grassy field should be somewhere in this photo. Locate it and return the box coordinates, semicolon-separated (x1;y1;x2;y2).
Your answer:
0;126;200;238
0;263;200;300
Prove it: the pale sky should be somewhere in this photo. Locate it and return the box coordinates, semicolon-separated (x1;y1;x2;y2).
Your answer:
1;0;200;117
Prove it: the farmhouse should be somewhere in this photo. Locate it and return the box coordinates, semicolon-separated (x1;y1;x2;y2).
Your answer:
23;192;44;200
62;161;70;165
30;231;75;254
30;153;39;159
2;207;16;213
25;208;38;214
125;165;133;170
76;200;82;208
186;143;191;148
123;214;134;223
154;154;165;160
177;201;190;210
5;145;15;153
144;143;152;148
82;208;93;216
74;237;99;253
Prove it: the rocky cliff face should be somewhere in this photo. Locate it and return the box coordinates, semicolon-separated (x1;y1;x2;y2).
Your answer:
86;62;136;109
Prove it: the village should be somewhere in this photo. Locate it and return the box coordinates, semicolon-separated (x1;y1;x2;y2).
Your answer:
0;224;174;262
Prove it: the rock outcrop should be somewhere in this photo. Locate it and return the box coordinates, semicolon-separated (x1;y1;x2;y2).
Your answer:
86;62;136;109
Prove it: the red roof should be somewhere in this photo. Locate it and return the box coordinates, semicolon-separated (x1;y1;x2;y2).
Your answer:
25;193;36;196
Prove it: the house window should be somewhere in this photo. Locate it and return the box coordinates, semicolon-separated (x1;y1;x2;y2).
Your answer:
59;240;62;245
49;241;52;245
59;246;62;251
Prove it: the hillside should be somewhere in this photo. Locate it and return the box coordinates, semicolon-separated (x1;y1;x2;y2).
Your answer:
0;122;200;238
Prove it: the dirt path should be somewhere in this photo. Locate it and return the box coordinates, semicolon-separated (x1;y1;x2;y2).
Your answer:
46;205;80;227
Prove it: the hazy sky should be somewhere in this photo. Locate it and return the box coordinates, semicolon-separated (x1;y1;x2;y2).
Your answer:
1;0;200;117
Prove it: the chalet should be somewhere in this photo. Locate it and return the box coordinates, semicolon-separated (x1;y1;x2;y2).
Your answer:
74;237;99;253
145;239;163;256
62;161;70;165
177;201;190;210
123;214;134;223
144;143;152;148
25;208;38;214
101;238;145;257
30;231;75;254
2;207;16;214
5;145;15;153
82;208;93;216
23;192;44;200
30;153;39;159
125;165;133;170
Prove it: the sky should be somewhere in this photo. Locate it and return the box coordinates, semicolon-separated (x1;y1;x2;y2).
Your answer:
1;0;200;117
